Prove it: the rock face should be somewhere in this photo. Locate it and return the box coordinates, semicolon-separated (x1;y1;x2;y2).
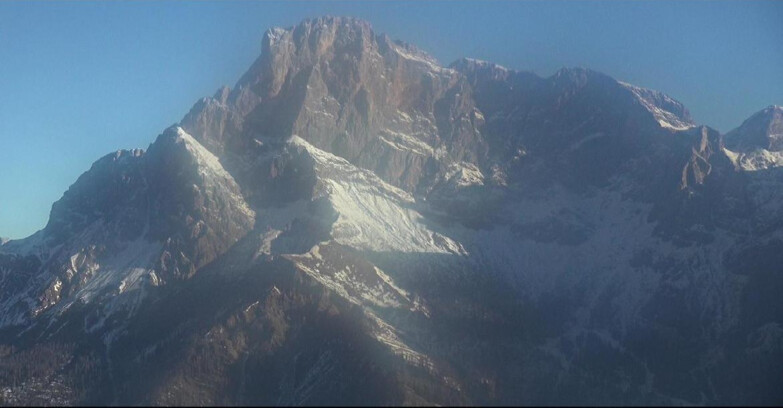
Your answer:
0;127;254;330
725;105;783;152
1;16;782;406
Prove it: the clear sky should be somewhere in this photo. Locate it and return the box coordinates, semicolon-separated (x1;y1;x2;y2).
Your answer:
0;1;781;239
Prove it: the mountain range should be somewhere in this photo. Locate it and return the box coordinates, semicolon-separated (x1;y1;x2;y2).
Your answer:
1;16;782;405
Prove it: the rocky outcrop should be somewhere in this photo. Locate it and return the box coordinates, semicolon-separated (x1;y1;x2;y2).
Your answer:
144;127;255;280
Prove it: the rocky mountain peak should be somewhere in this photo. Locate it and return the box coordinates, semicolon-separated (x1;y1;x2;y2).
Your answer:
239;16;382;96
450;57;513;82
552;66;598;82
44;146;148;244
183;15;484;193
724;104;783;152
617;81;694;131
142;127;255;275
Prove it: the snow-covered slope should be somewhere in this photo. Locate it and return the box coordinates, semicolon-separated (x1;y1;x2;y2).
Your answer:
619;81;695;131
290;135;465;255
724;147;783;171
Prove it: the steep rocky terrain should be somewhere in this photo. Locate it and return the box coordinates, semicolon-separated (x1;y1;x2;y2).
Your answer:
1;16;782;405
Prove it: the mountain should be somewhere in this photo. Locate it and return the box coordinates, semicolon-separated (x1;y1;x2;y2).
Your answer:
723;105;783;171
1;16;782;405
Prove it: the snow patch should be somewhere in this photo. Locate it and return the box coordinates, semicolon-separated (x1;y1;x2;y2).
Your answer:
444;161;485;188
378;129;435;156
286;136;467;252
463;57;509;72
723;147;783;171
619;82;694;131
393;44;455;76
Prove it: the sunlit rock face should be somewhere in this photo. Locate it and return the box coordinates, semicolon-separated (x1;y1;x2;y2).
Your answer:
1;16;782;406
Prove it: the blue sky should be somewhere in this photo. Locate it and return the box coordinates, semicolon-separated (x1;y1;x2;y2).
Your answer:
0;1;781;239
